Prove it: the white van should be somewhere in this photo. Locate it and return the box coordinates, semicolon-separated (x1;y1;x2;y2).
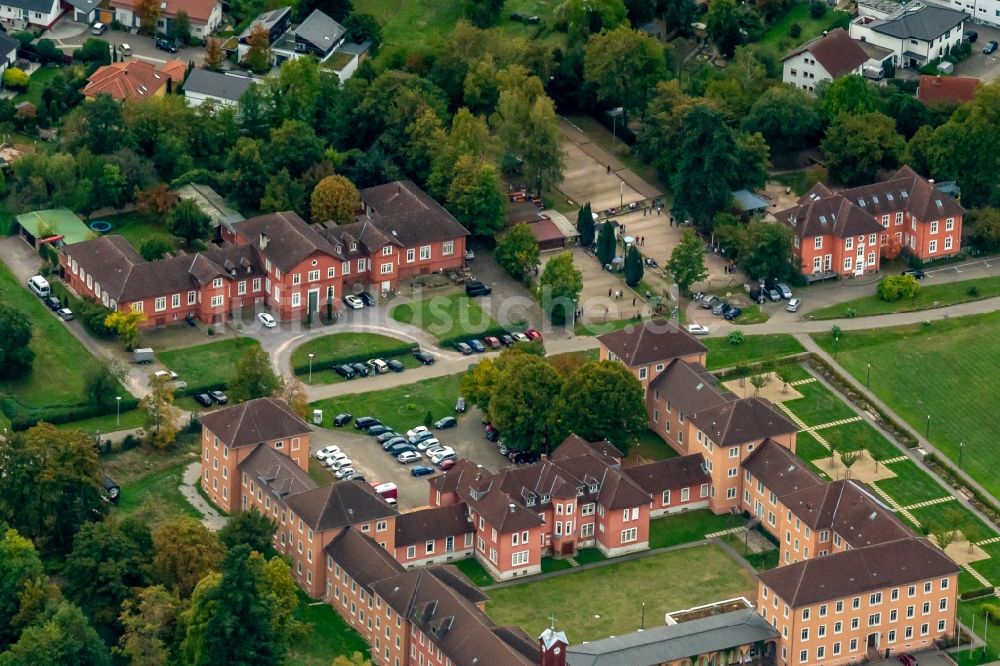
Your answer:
367;358;389;374
27;275;50;297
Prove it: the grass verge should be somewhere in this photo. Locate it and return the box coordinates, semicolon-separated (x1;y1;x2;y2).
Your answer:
289;589;369;666
390;294;503;344
808;275;1000;320
311;373;463;432
158;337;260;392
702;334;805;370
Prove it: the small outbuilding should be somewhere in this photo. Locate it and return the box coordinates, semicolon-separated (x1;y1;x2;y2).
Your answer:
731;189;770;217
16;208;95;251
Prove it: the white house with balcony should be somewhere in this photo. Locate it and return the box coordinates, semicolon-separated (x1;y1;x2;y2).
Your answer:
850;0;967;68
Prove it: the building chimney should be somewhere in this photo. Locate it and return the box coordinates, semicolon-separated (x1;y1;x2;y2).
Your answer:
538;627;568;666
259;232;269;249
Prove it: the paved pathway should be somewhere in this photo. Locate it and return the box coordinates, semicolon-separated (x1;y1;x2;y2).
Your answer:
902;496;956;511
962;563;992;588
180;462;228;531
788;377;816;386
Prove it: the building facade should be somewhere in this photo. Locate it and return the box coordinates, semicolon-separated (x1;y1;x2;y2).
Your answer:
781;28;869;92
850;0;966;68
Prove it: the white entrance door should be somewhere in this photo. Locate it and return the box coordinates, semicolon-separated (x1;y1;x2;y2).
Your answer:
855;242;865;276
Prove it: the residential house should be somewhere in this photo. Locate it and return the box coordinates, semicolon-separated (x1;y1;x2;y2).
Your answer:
83;60;187;101
622;456;713;517
237;6;292;54
917;74;980;104
597;318;708;389
781;28;870;92
0;0;62;29
66;0;100;23
328;39;372;83
775;166;966;277
270;8;346;63
850;0;966;69
939;0;1000;29
757;538;958;666
111;0;222;40
393;504;475;569
183;68;257;107
0;31;18;76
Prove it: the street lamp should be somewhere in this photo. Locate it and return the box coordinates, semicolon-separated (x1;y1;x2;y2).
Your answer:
308;353;315;383
866;363;871;387
834;335;840;359
926;414;931;438
959;441;964;468
115;395;121;427
619;178;624;210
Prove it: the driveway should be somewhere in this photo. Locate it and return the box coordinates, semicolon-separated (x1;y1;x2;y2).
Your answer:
309;405;510;510
465;248;545;331
44;15;206;66
955;23;1000;82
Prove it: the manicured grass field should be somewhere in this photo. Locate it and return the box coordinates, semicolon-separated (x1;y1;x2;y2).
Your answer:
311;373;463;430
96;211;180;253
485;544;756;642
909;501;994;543
624;428;680;464
954;598;1000;666
812;312;1000;499
808;275;1000;320
292;332;417;369
0;259;123;413
968;543;1000;587
390;294;502;344
759;4;851;51
874;460;950;507
158;337;260;391
454;557;494;587
355;0;463;51
782;380;856;426
289;589;369;666
13;66;60;108
57;407;146;435
648;510;742;549
733;304;769;325
821;420;900;460
115;460;202;527
702;334;805;370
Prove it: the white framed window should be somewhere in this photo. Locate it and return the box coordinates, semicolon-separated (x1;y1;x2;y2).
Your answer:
406;545;416;559
292;273;301;285
382;245;393;256
814;236;823;250
308;270;320;282
342;261;350;275
380;263;393;275
212;278;223;288
844;257;852;270
621;528;638;543
154;296;166;312
252;278;261;292
419;245;431;260
210;295;223;307
131;301;143;313
946;217;954;231
845;237;853;250
171;293;181;308
237;281;246;295
930;221;938;234
929;240;938;254
869;233;877;245
327;267;335;278
443;241;454;255
356;258;366;272
512;550;529;566
944;236;953;251
291;293;301;307
406;248;415;263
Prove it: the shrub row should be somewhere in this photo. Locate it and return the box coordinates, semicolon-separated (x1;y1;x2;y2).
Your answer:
1;394;140;432
291;342;418;376
923;452;1000;527
960;587;997;601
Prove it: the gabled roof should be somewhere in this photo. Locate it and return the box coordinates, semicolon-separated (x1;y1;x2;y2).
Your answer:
2;0;55;15
111;0;218;22
353;180;471;247
869;2;966;41
370;567;535;666
567;608;779;666
775;187;884;240
83;60;185;101
624;454;711;495
235;211;342;272
781;479;912;548
238;443;316;501
741;439;822;498
183;69;256;101
782;28;868;78
598;320;707;367
285;479;397;531
395;504;473;548
199;397;311;448
238;6;291;39
687;397;799;447
295;8;345;53
649;360;733;415
0;31;19;57
323;527;404;591
917;75;980;104
758;537;958;607
552;434;622;466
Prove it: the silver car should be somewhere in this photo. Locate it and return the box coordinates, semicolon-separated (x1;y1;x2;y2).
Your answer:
786;298;801;312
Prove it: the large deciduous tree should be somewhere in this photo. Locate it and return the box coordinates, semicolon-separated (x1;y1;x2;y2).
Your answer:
0;526;46;649
735;220;796;281
818;74;881;120
665;228;708;296
140;375;180;449
583;25;669;119
309;174;360;224
152;517;225;598
229;345;283;403
117;585;182;666
742;85;821;154
821;112;903;186
266;120;325;178
242;23;271;74
445;155;507;236
967;207;1000;253
560;361;646;449
218;510;278;558
706;0;743;58
0;600;111;666
227;137;270;212
169;198;212;246
539;251;583;325
495;223;540;281
0;304;33;380
489;354;566;453
669;105;739;228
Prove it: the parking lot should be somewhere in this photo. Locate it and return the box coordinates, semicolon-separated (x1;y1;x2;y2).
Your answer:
955;23;1000;82
309;405;511;510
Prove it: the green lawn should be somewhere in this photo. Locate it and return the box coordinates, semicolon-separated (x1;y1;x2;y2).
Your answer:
648;510;743;549
290;332;418;380
13;66;60;108
954;598;1000;666
968;543;1000;587
623;428;680;464
355;0;463;51
721;532;780;571
808;275;1000;320
794;431;831;477
702;334;805;370
812;312;1000;499
311;373;463;431
875;460;951;507
57;407;145;435
289;590;369;666
733;304;769;325
782;380;857;426
0;258;127;417
390;294;503;344
94;211;180;253
909;502;994;543
485;544;756;642
820;420;900;460
158;337;260;391
454;557;494;587
759;4;851;51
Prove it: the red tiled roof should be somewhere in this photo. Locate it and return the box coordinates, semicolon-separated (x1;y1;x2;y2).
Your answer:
111;0;218;23
917;75;980;104
83;60;187;101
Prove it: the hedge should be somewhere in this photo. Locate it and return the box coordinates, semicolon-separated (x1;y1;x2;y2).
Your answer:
291;342;417;376
960;586;997;601
1;394;140;431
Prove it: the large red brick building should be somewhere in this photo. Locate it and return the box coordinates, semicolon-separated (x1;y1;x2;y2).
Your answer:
775;166;965;279
59;181;468;328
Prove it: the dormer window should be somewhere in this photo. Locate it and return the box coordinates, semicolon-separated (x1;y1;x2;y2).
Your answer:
589;483;598;493
541;493;550;503
526;497;535;507
351;242;357;251
336;245;342;253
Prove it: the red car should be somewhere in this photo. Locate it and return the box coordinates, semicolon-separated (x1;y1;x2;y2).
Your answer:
897;655;917;666
525;328;543;341
484;336;501;349
439;458;456;470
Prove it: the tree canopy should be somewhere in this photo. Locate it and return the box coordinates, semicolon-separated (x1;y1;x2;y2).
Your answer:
495;223;540;281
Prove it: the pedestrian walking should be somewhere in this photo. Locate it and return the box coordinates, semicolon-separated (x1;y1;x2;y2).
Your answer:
608;288;613;298
607;164;611;174
632;297;636;306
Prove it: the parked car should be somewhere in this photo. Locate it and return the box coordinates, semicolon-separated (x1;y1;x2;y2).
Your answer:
376;430;402;443
965;29;978;42
331;457;353;471
44;295;60;310
358;291;376;306
748;288;765;305
406;426;429;439
985;40;998;54
701;295;720;310
350;362;369;377
315;445;342;461
902;268;926;280
775;282;793;300
153;370;178;382
334;364;356;379
367;358;389;374
387;359;405;372
484;336;501;349
194;393;213;407
435;416;457;429
468;339;486;353
367;424;391;436
408;431;435;446
91;21;107;34
500;334;514;346
897;655;917;666
56;307;74;321
465;248;475;260
257;312;277;328
485;424;500;441
685;323;710;336
430;451;456;465
525;328;543;341
209;390;228;404
333;413;352;426
511;332;529;343
335;467;356;480
413;350;435;365
343;294;364;309
411;465;435;477
425;444;453;457
397;451;422;464
355;417;380;430
711;301;727;315
382;437;407;450
454;341;473;355
325;452;350;468
465;281;492;297
766;288;782;302
416;438;441;451
155;37;178;53
455;396;466;413
439;458;456;470
723;306;743;321
372;482;398;500
118;43;132;56
786;298;801;313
